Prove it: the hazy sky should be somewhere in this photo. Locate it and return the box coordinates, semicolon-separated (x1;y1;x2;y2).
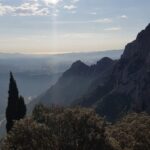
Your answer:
0;0;149;54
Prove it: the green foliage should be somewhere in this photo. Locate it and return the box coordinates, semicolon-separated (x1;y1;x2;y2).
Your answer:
6;72;26;132
2;105;150;150
33;105;114;150
107;113;150;150
1;118;53;150
18;96;26;119
3;105;114;150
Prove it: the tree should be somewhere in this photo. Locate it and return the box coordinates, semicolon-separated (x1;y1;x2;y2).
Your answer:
32;105;114;150
1;118;53;150
18;96;26;119
2;106;115;150
6;72;26;133
107;113;150;150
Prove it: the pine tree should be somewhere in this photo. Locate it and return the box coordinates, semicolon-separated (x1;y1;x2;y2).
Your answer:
6;72;26;133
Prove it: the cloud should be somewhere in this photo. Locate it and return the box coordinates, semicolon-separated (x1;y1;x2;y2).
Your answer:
52;13;58;16
64;5;76;10
89;12;97;15
0;1;51;16
33;8;50;16
53;18;112;24
15;2;40;16
0;0;79;16
72;0;79;3
120;15;128;19
104;27;121;31
0;0;81;16
0;3;15;16
92;18;112;23
42;0;61;6
63;0;79;12
0;0;63;16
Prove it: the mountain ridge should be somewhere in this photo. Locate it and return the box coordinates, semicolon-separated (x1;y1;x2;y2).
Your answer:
30;24;150;121
34;58;116;106
77;23;150;121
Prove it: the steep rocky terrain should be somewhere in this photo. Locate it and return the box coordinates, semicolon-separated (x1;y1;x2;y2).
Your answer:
76;24;150;121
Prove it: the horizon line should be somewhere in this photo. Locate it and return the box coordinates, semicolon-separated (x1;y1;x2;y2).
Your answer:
0;49;123;56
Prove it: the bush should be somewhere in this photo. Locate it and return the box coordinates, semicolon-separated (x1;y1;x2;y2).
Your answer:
33;105;114;150
3;105;149;150
1;118;54;150
2;105;114;150
107;113;150;150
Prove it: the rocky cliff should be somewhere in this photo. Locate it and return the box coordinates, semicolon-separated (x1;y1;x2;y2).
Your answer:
76;24;150;121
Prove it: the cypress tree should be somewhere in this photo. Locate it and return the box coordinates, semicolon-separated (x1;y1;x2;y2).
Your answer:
18;96;26;119
6;72;26;133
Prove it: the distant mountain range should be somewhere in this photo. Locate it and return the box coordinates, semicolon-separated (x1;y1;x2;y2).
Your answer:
34;57;116;106
0;49;122;137
35;24;150;121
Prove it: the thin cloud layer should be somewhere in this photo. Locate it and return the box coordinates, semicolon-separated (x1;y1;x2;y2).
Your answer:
43;0;61;5
64;5;76;10
104;27;121;31
0;1;49;16
93;18;112;23
120;15;128;19
0;0;78;16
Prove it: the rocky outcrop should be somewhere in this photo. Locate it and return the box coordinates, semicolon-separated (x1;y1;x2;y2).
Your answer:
75;24;150;121
112;24;150;110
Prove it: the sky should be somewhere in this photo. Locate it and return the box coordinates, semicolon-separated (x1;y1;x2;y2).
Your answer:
0;0;149;54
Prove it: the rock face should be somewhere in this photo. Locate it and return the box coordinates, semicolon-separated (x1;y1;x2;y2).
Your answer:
113;24;150;111
36;58;116;106
77;24;150;121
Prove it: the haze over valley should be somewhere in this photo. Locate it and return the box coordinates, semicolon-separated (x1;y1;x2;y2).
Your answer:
0;0;150;149
0;50;123;118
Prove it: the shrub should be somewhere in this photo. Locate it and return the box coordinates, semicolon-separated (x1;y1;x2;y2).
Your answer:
1;118;54;150
32;105;114;150
2;105;114;150
107;113;150;150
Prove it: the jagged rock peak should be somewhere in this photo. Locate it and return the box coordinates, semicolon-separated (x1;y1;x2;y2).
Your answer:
137;23;150;40
61;60;89;77
122;23;150;60
96;57;114;65
71;60;89;69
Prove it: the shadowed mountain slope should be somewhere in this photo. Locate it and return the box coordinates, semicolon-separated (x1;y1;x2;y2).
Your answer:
75;24;150;121
36;58;116;106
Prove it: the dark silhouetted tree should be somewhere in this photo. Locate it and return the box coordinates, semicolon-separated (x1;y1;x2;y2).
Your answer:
6;72;26;133
18;96;26;119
